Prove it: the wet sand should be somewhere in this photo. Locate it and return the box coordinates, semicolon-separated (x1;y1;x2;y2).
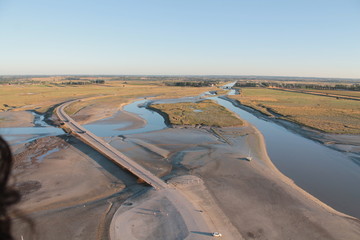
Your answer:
194;126;360;239
0;111;35;127
112;126;360;239
8;102;360;239
11;135;140;240
71;101;146;130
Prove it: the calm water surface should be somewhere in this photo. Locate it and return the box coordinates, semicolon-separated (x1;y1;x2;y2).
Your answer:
84;100;167;137
87;97;360;218
212;97;360;218
9;98;358;218
1;112;64;144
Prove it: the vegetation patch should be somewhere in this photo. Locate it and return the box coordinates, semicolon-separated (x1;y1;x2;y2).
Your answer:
231;88;360;134
296;89;360;98
150;100;243;127
0;81;216;113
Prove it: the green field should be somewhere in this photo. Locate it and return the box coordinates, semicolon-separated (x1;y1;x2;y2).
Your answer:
231;88;360;134
150;100;243;127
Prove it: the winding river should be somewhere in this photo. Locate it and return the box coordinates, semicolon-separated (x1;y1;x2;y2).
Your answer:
85;96;360;219
3;97;359;218
212;97;360;219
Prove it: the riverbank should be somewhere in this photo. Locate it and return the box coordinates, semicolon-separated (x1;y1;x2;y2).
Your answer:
230;88;360;135
0;111;35;127
194;125;360;239
9;97;360;239
11;134;140;240
222;96;360;155
108;124;360;239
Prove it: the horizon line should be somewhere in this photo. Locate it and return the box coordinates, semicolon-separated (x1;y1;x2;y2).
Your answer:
1;74;360;81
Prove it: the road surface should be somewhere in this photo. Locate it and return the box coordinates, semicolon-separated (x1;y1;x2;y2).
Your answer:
56;100;168;190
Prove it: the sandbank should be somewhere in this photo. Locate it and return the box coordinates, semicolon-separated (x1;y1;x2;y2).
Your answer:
10;97;360;240
108;126;360;239
222;96;360;155
0;111;35;127
11;135;140;240
71;101;146;131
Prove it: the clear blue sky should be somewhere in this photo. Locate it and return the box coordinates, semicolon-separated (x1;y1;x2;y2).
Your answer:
0;0;359;78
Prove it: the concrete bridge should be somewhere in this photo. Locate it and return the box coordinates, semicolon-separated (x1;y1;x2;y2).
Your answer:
56;100;168;190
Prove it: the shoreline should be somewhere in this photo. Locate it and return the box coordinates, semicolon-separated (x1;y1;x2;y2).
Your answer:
141;97;359;219
0;110;35;128
221;96;360;155
9;96;360;239
109;124;360;239
117;97;359;219
247;123;356;219
70;99;147;131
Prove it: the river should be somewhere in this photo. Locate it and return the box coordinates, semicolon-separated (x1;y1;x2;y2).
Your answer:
1;112;64;145
85;96;360;218
3;97;358;218
212;97;360;219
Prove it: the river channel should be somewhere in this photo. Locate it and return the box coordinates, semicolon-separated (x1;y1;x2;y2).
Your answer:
2;97;359;218
1;111;64;145
85;96;360;219
212;97;360;219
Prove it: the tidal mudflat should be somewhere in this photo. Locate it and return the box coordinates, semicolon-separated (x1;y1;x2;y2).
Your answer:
7;96;360;240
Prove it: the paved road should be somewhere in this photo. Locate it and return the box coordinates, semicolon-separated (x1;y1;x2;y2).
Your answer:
56;100;168;190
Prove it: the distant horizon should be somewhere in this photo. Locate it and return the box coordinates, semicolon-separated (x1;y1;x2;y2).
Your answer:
1;74;360;81
1;72;360;80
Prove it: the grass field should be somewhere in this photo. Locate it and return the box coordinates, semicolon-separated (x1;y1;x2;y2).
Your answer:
293;89;360;98
231;88;360;134
0;81;217;114
150;100;243;127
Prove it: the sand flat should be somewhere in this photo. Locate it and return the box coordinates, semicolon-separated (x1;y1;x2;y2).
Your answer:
110;127;360;239
10;102;360;239
0;111;35;127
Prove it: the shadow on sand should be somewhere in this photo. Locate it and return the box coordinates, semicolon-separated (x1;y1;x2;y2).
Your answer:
238;157;252;162
190;231;213;236
58;134;139;186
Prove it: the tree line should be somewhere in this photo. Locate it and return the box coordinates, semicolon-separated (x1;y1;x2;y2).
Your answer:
164;81;218;87
235;82;360;91
61;79;105;85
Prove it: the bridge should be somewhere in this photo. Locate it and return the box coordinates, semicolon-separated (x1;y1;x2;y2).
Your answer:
56;100;168;190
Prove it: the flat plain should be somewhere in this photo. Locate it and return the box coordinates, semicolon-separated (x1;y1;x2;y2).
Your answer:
231;88;360;134
1;79;360;240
